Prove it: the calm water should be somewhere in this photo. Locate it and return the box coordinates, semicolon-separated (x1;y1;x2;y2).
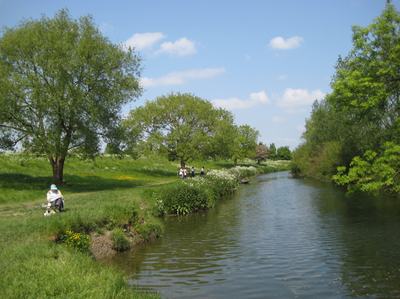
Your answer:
110;172;400;298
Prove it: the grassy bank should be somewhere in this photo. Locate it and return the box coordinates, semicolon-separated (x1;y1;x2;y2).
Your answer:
0;154;290;298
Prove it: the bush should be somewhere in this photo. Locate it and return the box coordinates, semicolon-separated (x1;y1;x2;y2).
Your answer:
155;181;210;215
205;169;238;198
333;142;400;194
112;228;130;251
60;230;90;252
154;166;261;216
228;166;258;179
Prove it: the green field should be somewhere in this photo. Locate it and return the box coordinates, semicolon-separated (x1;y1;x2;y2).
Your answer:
0;154;289;298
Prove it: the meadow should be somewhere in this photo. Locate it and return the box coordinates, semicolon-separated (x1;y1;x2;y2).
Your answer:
0;154;290;298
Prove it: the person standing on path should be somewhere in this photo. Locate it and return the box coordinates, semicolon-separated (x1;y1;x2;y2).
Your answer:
191;167;195;178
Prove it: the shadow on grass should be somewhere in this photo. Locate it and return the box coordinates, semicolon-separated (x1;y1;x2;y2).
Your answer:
0;173;148;193
132;168;177;177
213;162;236;169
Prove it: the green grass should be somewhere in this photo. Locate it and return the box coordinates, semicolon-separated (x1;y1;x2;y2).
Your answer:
0;154;290;298
0;154;179;298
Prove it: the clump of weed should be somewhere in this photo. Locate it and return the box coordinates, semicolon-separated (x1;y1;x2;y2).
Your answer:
111;228;130;251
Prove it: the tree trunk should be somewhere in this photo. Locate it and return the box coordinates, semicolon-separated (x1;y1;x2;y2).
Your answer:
180;159;186;168
50;156;65;184
257;159;261;165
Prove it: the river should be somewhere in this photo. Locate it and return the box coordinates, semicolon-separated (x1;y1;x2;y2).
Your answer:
110;171;400;298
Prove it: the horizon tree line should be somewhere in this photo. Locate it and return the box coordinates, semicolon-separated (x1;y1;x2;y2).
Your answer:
0;9;291;183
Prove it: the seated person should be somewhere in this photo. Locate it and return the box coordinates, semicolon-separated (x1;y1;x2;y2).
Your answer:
46;184;64;213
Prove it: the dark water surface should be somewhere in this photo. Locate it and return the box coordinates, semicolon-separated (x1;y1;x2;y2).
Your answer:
110;172;400;298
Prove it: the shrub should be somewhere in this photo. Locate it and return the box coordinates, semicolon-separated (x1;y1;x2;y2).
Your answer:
333;142;400;194
60;230;90;252
154;166;258;216
155;181;210;215
112;228;130;251
205;169;238;198
228;166;258;179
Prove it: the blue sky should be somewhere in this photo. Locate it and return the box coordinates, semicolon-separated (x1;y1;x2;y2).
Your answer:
1;0;398;149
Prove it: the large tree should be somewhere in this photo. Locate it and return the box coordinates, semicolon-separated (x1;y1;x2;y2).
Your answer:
123;93;233;167
292;1;400;192
0;10;141;183
329;1;400;146
276;146;292;160
231;125;259;164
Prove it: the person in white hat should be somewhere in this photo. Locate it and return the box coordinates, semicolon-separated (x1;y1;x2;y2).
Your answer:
45;184;64;215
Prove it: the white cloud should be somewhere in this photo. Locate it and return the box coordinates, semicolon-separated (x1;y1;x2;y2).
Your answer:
212;90;270;110
277;88;325;110
158;38;196;56
140;67;225;88
124;32;165;51
269;36;303;50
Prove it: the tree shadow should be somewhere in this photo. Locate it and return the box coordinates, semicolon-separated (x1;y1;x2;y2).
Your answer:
0;173;148;193
132;168;177;177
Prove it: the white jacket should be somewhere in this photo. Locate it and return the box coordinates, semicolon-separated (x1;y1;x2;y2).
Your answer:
47;190;63;203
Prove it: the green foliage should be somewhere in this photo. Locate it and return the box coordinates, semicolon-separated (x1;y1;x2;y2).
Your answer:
112;228;130;251
292;3;400;194
231;125;259;164
333;142;400;194
60;230;90;252
124;95;260;166
155;180;211;215
269;143;277;160
0;9;141;182
124;93;233;166
209;110;238;160
276;146;292;160
154;166;262;216
292;141;342;180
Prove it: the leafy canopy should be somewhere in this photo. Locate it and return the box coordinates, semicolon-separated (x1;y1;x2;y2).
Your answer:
292;2;400;194
123;93;234;165
0;9;141;180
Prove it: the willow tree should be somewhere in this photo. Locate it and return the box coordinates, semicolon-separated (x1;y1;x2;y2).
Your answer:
124;93;234;167
0;10;141;183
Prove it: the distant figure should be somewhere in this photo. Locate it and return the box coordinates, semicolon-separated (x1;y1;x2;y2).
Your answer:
191;166;195;177
183;168;188;179
178;167;184;179
200;166;205;176
45;184;64;215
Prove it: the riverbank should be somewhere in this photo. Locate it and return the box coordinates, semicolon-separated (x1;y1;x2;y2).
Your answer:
0;154;290;298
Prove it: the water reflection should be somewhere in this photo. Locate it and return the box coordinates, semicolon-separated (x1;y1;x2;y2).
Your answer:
309;179;400;298
110;172;400;298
